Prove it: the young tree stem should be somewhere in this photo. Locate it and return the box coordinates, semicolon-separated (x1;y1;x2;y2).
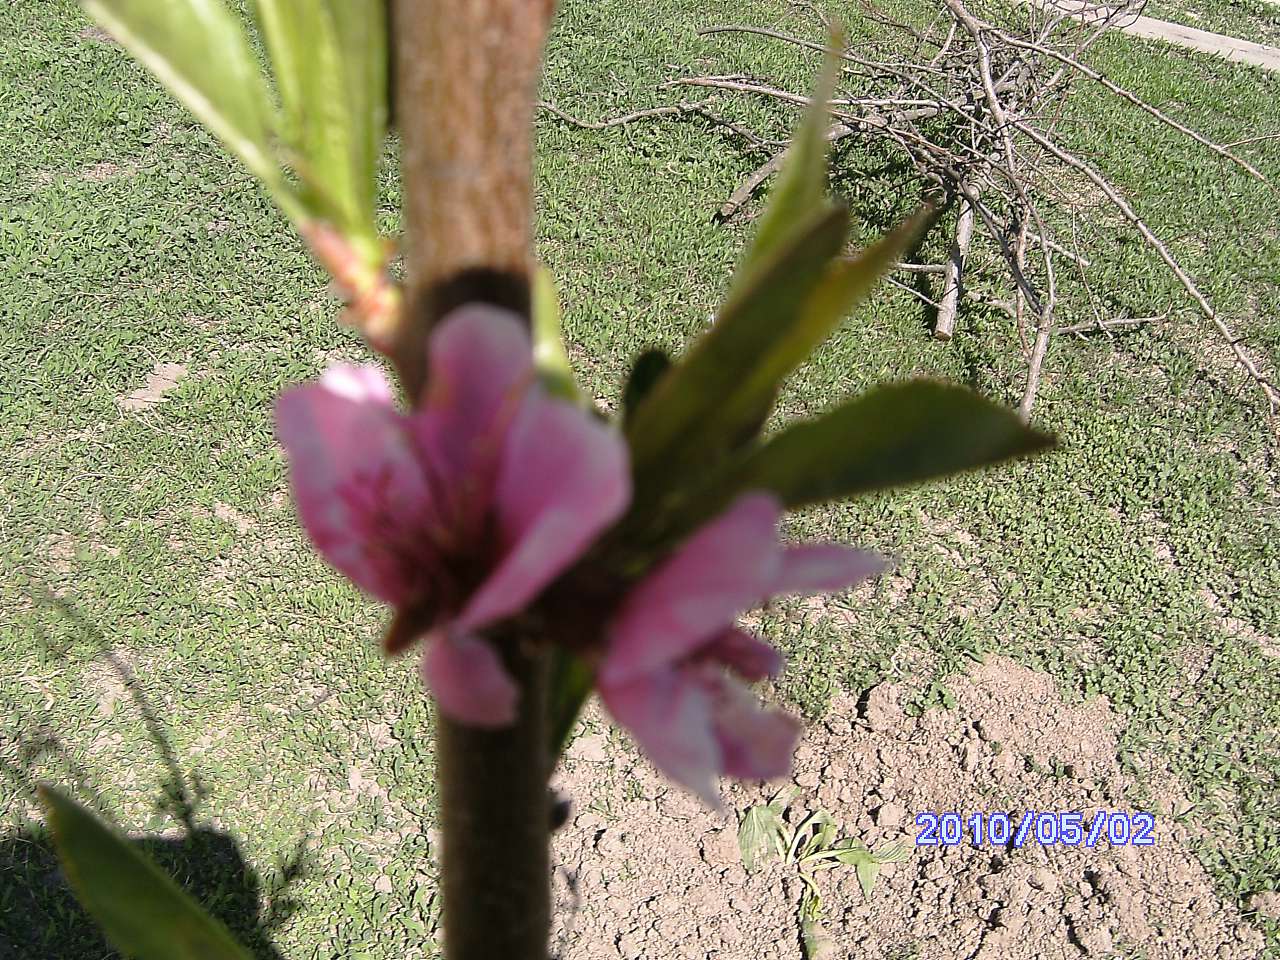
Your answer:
392;0;556;398
435;641;551;960
392;3;558;958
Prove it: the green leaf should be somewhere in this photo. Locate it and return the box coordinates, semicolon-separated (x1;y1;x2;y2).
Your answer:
82;0;297;220
828;838;871;866
622;348;672;426
253;0;386;247
738;803;787;873
792;207;933;362
873;840;912;864
532;264;580;402
547;650;594;760
814;811;838;855
703;380;1053;512
38;786;254;960
738;27;844;277
788;807;838;862
622;204;932;528
325;0;386;223
625;204;849;495
855;857;882;899
768;784;801;810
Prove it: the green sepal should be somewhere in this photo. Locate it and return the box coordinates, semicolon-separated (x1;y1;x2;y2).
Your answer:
532;265;582;402
547;650;595;761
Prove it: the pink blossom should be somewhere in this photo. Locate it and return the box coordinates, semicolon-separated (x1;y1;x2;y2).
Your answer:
598;494;885;804
276;304;630;727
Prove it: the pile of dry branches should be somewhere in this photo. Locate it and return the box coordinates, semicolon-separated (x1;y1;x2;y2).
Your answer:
541;0;1278;417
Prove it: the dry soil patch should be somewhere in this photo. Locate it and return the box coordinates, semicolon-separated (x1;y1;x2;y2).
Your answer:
551;656;1265;959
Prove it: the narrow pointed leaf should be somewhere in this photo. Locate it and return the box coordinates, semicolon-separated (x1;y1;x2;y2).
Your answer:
621;205;931;530
625;204;849;494
725;380;1052;509
38;786;254;960
738;28;844;276
326;0;386;223
82;0;294;216
254;0;385;247
718;207;932;439
640;381;1051;549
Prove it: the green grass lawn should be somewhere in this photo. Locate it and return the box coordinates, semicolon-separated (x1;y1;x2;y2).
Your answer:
2;0;1279;957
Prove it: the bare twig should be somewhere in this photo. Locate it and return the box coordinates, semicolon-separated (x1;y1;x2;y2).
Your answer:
562;0;1279;417
994;30;1274;187
893;261;948;273
1055;314;1164;334
537;99;785;149
716;123;858;220
1019;203;1059;417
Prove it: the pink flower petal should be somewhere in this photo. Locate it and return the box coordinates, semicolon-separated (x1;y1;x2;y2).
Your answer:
773;544;887;596
420;631;519;727
456;390;630;632
413;305;534;532
601;671;721;806
601;494;783;686
319;363;396;404
275;370;436;607
702;628;783;681
712;677;801;781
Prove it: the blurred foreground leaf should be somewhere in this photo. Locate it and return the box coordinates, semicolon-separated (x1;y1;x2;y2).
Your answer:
254;0;386;250
39;786;254;960
82;0;296;219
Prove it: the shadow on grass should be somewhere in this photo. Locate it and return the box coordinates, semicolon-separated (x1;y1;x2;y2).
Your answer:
0;592;306;960
0;821;298;960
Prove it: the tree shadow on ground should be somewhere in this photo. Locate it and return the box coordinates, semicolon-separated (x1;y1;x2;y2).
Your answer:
0;592;307;960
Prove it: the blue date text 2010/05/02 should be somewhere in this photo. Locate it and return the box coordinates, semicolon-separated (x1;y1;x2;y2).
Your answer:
915;811;1157;847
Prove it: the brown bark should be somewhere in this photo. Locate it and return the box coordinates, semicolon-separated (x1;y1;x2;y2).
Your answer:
392;0;556;399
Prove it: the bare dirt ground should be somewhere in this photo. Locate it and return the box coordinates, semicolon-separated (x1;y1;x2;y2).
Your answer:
551;657;1267;959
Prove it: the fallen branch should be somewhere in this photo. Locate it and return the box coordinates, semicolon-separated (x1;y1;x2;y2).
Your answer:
935;194;976;339
546;1;1279;416
1016;120;1280;410
537;99;784;150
